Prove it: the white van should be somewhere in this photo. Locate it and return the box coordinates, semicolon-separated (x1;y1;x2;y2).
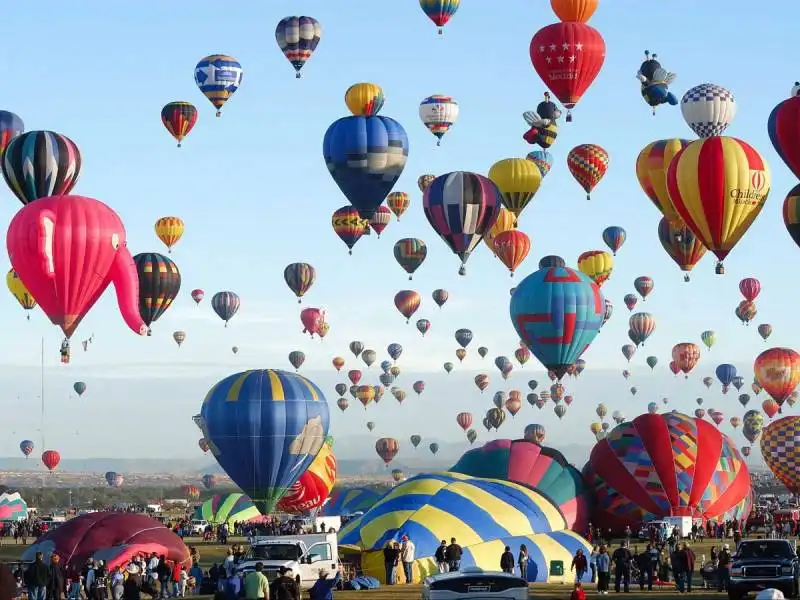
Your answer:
422;568;529;600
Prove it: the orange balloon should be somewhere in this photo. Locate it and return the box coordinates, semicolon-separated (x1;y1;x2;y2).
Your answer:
550;0;598;23
671;342;701;377
754;347;800;405
493;230;531;275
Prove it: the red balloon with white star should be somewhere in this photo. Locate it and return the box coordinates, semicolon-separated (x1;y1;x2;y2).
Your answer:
529;22;605;120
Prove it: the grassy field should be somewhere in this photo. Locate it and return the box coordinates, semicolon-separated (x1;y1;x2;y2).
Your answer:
0;536;784;599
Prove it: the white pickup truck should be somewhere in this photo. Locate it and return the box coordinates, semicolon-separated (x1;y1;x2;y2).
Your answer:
237;533;339;590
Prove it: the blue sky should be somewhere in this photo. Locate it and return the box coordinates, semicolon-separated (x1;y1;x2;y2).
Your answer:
0;0;796;463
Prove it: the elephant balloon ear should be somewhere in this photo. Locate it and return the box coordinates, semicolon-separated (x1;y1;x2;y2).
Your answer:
111;247;148;336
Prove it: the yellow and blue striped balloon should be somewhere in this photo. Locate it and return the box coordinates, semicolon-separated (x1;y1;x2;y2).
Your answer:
200;369;329;514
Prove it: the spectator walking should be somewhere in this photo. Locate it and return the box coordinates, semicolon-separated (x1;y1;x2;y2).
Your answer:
571;549;588;583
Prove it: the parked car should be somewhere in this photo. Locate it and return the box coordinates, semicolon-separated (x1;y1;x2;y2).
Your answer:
728;539;800;600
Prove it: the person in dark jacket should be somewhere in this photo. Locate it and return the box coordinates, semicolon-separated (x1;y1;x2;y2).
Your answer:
500;547;514;574
611;542;632;593
156;557;170;599
571;549;588;583
382;542;399;584
26;552;50;600
123;564;143;600
445;538;462;572
671;545;687;592
434;541;448;573
269;567;300;600
48;555;65;600
683;543;696;592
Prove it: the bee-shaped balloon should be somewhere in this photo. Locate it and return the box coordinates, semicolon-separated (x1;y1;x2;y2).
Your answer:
636;50;678;114
522;92;561;149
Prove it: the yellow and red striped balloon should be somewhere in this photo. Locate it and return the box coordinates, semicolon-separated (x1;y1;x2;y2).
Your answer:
636;139;691;224
754;347;800;405
666;136;770;269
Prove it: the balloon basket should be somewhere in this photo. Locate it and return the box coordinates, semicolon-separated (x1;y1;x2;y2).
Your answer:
216;111;221;117
296;72;302;79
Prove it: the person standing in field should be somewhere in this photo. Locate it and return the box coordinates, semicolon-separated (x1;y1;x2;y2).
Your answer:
243;563;269;600
446;538;462;572
434;541;448;574
500;547;514;574
596;546;610;594
400;535;416;583
518;544;529;581
382;542;399;584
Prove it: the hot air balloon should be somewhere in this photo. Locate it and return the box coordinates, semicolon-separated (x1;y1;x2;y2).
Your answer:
633;276;654;299
42;450;60;472
700;331;716;350
486;407;506;430
133;253;181;333
585;412;751;530
657;217;707;281
681;84;736;138
577;251;613;287
550;0;598;23
623;294;637;312
418;174;436;193
423;172;502;275
636;51;678;113
484;207;517;255
416;319;431;336
191;289;204;305
456;412;473;431
432;289;449;308
715;364;737;394
361;350;377;368
199;438;209;453
194;55;243;116
393;239;427;279
527;150;554;178
153;217;185;253
768;87;800;182
419;95;459;145
736;301;757;325
510;266;605;379
474;374;489;392
105;471;123;488
629;313;656;346
529;22;605;122
283;263;316;303
375;438;399;465
602;226;626;255
73;382;86;396
160;103;197;147
275;16;322;78
754;348;800;406
288;351;306;371
394;290;421;323
621;345;636;362
386;192;410;221
667;136;771;274
739;278;761;302
19;440;33;458
368;205;391;237
172;331;186;348
646;356;658;370
387;344;403;361
2;131;81;205
331;206;367;254
478;347;489;359
6;268;36;318
763;399;780;419
636;139;692;224
419;0;460;34
211;291;240;327
6;195;146;362
324;92;408;222
760;416;800;494
672;343;700;377
0;111;23;155
755;323;772;341
567;145;609;200
413;381;425;396
199;369;329;513
336;398;348;412
493;230;531;276
488;158;543;218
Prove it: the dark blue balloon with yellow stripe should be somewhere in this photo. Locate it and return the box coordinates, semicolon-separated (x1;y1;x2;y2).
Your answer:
199;369;330;514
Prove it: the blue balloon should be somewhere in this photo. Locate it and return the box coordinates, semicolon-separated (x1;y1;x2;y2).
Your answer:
380;360;393;373
387;343;403;361
526;150;553;177
510;267;605;379
323;116;408;220
601;226;627;255
200;369;330;514
715;364;737;391
0;111;24;153
19;440;33;457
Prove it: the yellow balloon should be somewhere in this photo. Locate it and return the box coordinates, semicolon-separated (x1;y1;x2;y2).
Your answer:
488;158;543;218
590;422;603;434
577;250;614;286
484;207;517;254
636;139;691;224
154;217;185;253
344;83;385;117
7;268;36;314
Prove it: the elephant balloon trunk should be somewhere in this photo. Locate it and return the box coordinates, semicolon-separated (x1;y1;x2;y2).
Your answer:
111;247;148;336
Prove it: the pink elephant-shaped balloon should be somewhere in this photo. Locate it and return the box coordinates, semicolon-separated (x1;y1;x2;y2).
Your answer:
7;195;147;345
300;307;325;337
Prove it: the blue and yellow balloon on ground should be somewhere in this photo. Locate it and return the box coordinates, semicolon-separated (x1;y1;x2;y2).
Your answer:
339;471;591;584
199;369;330;514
